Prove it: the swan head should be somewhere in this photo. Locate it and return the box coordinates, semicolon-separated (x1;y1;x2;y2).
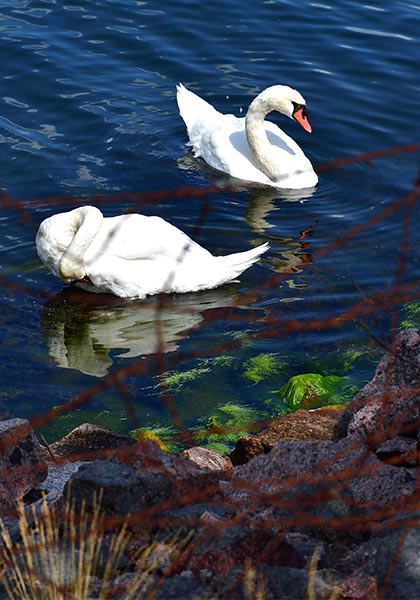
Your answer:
59;255;86;283
36;205;103;284
253;85;313;133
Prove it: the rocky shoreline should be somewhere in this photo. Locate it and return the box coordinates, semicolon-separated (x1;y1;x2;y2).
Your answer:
1;329;420;599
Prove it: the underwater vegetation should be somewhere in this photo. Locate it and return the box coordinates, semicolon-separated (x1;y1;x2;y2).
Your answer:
194;403;262;455
242;353;286;384
133;347;367;455
400;301;420;330
275;373;358;411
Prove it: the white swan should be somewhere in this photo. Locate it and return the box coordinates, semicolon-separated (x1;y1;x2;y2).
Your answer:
177;83;318;190
36;206;269;299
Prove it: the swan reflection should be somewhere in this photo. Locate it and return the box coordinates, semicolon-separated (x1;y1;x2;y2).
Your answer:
245;184;316;233
41;286;239;377
177;151;316;232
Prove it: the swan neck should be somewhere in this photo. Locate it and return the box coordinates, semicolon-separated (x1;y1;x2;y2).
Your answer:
59;206;103;281
245;94;286;182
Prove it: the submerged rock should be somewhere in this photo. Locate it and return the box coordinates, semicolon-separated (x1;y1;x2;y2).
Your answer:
183;446;232;470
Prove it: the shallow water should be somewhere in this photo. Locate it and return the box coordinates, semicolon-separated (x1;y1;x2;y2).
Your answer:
0;1;419;440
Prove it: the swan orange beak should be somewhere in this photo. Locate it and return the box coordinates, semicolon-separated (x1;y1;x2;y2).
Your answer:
293;107;312;133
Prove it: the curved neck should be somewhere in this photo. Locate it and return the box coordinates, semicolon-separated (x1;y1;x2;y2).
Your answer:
59;206;103;281
245;93;289;182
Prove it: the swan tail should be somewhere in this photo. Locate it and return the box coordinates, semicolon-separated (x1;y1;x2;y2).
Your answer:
176;83;220;138
215;242;269;283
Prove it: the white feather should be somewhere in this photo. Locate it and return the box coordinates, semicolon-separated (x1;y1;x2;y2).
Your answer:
36;206;269;299
177;83;318;189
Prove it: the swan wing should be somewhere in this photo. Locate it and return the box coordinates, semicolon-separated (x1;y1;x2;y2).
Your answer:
191;117;316;188
87;214;210;263
177;84;260;178
82;214;213;297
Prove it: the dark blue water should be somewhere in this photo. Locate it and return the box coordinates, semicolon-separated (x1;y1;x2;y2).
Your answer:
1;1;419;441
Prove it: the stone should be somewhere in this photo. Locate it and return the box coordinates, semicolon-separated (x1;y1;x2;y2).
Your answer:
334;330;420;446
375;435;418;467
230;434;417;519
340;569;378;599
109;572;157;599
64;458;174;517
182;446;232;470
115;441;224;504
230;407;344;465
48;422;136;460
358;527;420;599
33;460;85;507
249;565;309;600
0;418;48;509
153;573;211;599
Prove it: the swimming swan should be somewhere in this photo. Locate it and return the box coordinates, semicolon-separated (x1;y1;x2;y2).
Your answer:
177;83;318;190
36;206;269;299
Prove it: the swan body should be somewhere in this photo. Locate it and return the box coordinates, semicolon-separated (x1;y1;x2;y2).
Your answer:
36;206;269;299
177;83;318;190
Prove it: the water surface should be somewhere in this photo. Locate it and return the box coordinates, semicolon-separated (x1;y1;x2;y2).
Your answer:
0;0;419;441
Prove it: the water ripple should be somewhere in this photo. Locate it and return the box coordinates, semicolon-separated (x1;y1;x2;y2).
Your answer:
0;0;418;431
345;25;413;41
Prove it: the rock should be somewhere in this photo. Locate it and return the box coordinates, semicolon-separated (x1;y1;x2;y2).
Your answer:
0;418;48;510
114;441;224;504
65;458;174;517
334;330;420;446
153;573;211;599
375;436;417;467
357;527;420;599
230;434;417;519
246;565;309;600
340;569;378;599
230;435;267;466
182;446;232;470
48;422;136;460
108;572;157;599
230;407;344;465
344;457;415;513
186;517;325;582
33;460;85;507
62;441;225;525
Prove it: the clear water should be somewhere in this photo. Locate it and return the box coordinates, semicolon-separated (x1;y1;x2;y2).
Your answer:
0;1;419;441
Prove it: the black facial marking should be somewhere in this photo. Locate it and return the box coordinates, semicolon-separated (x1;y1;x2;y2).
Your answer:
292;101;309;117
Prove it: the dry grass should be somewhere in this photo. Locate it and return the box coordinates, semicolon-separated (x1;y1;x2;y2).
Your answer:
0;492;152;600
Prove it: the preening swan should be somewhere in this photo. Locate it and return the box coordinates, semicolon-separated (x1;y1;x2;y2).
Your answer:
177;83;318;190
36;206;269;299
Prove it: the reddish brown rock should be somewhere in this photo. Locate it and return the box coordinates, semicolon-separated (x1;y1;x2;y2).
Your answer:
340;569;378;600
0;418;48;509
333;329;420;446
230;407;344;465
48;422;136;460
